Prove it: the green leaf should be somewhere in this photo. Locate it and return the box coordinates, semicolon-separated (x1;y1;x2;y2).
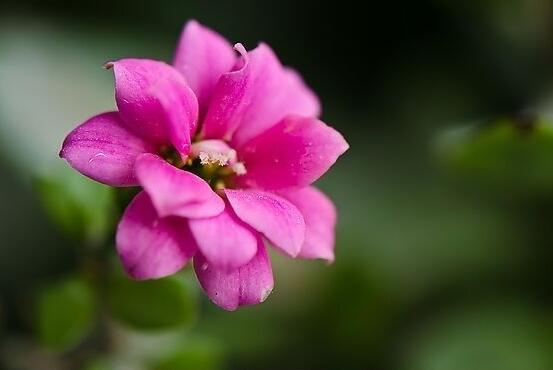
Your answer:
36;276;96;351
35;164;116;243
402;302;553;370
151;338;224;370
108;266;197;331
436;117;553;197
82;358;114;370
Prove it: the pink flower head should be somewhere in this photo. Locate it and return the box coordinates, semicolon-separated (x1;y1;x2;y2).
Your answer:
60;20;349;310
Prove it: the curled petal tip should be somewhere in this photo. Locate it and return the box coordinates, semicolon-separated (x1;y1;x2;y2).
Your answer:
103;61;114;70
233;43;248;57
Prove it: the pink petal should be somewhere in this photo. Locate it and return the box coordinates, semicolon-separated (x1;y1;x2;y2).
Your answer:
154;76;199;155
201;43;320;144
173;20;236;115
194;240;273;311
232;65;322;148
188;204;258;270
284;66;321;116
60;112;155;186
116;191;197;280
107;59;198;155
134;153;224;218
225;189;305;257
236;115;349;189
278;187;337;262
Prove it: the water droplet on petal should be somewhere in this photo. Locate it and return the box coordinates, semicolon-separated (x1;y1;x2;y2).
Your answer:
88;152;107;164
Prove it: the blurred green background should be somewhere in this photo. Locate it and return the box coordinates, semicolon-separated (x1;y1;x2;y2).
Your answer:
2;1;553;369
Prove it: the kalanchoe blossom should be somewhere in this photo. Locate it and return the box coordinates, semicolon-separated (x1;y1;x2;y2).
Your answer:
60;20;349;311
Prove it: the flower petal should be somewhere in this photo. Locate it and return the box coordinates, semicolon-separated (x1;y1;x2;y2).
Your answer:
154;75;199;155
225;189;305;257
233;65;322;148
173;20;236;114
201;43;320;144
237;115;349;189
194;240;273;311
283;66;321;116
188;203;258;270
107;59;198;154
60;112;155;186
116;191;197;280
135;153;224;218
278;187;337;262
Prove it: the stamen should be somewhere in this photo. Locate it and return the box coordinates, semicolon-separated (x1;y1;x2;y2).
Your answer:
161;140;247;190
198;151;234;166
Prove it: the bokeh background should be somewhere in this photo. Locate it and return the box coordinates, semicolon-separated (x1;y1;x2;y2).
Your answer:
2;1;553;369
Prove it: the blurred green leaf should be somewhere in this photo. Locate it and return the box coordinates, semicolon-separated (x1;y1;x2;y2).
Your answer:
151;338;223;370
0;20;160;178
108;267;197;331
82;358;114;370
36;276;96;351
436;117;553;197
35;165;116;243
402;302;553;370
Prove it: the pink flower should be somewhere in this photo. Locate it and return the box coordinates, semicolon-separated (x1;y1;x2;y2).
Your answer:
60;20;349;310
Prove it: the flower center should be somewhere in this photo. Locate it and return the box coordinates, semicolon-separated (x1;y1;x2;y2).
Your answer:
159;139;246;190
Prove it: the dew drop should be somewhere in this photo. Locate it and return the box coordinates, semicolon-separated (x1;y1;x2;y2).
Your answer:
88;152;107;164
